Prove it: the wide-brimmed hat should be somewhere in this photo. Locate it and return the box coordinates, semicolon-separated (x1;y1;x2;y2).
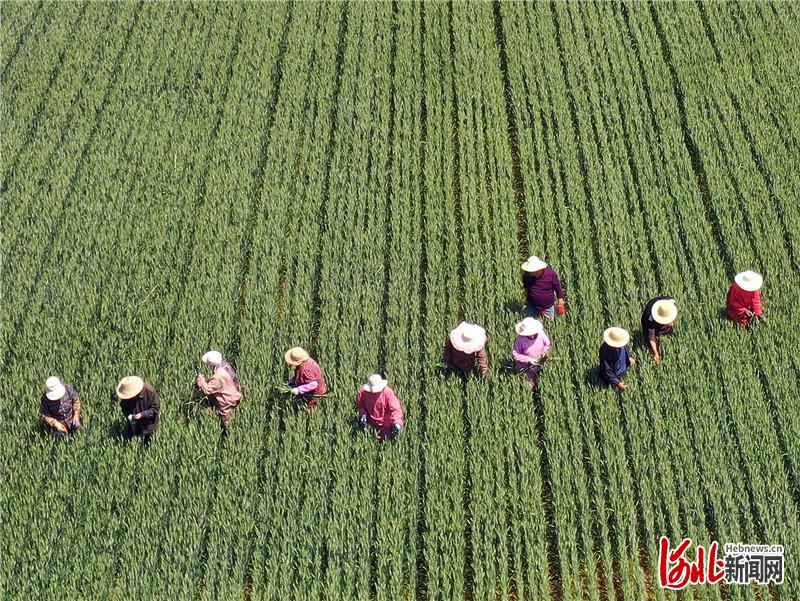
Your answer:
202;350;223;367
651;299;678;325
116;376;144;400
515;317;544;337
521;255;548;273
603;327;630;348
449;322;487;354
734;270;763;292
45;376;66;401
284;347;310;366
364;373;388;393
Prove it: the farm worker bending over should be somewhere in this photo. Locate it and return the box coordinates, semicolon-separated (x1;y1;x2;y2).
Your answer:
357;374;404;441
115;376;160;440
195;350;243;428
40;376;81;439
641;296;678;364
512;318;551;389
521;256;565;319
727;270;765;328
599;328;636;391
444;321;489;378
284;347;327;410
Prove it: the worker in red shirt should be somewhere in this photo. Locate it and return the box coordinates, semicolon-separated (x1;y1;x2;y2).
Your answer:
356;374;404;441
284;347;328;410
726;270;765;328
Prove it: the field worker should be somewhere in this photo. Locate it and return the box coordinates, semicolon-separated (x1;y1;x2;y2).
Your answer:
599;328;636;391
284;347;327;410
357;374;404;441
195;350;243;428
512;317;551;389
641;296;678;364
521;255;565;319
443;321;489;378
727;270;765;328
40;376;81;439
115;376;160;440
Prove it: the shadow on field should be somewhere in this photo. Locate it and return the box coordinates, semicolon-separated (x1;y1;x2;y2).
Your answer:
504;298;525;315
583;367;605;390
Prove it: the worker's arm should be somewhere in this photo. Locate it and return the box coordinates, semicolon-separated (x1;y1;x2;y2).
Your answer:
294;380;318;395
647;329;660;362
42;414;67;432
384;389;404;427
476;347;489;374
72;395;82;422
752;290;764;316
196;375;223;395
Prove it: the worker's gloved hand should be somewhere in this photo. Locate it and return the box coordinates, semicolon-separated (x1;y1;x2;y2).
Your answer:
757;314;766;323
556;303;566;316
358;414;368;429
126;414;135;423
290;387;299;396
744;309;754;318
481;370;489;379
390;424;402;438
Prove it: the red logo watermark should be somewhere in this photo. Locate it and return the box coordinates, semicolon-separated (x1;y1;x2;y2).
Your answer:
658;536;725;590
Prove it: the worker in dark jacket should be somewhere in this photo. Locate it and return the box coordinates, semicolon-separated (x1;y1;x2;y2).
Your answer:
284;347;328;410
40;376;81;439
599;327;636;391
521;255;565;319
641;296;678;364
115;376;160;440
443;321;489;378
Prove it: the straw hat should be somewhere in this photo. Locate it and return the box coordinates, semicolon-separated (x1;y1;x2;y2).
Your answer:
734;270;763;292
363;373;388;393
521;255;548;273
45;376;66;401
515;317;544;337
603;327;630;348
201;350;223;367
651;299;678;325
449;322;487;354
116;376;144;400
284;347;310;366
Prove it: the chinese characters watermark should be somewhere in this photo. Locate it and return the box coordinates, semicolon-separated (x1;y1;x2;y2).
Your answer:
658;537;784;589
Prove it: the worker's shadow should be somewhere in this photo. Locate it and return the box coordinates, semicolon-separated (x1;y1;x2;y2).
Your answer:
505;299;525;315
583;367;605;390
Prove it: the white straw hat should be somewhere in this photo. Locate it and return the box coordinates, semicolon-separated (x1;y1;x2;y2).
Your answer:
515;317;544;337
603;327;630;348
734;270;763;292
45;376;66;401
449;322;487;354
521;255;548;273
201;350;223;367
284;347;310;366
364;373;388;393
116;376;145;400
651;299;678;325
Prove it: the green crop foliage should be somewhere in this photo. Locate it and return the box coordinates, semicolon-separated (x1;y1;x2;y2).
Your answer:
1;2;797;600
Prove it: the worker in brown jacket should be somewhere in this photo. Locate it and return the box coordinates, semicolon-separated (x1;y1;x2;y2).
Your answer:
196;350;243;429
443;321;489;378
115;376;160;441
40;376;81;439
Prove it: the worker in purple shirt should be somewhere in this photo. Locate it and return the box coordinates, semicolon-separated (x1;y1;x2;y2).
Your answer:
521;256;565;319
599;327;636;391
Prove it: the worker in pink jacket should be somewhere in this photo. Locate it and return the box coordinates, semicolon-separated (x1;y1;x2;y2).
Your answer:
512;317;551;389
356;374;404;441
196;350;243;429
726;270;765;328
